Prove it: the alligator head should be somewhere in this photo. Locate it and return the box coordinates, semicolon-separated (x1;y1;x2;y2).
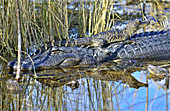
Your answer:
8;46;99;70
8;41;123;71
124;19;150;37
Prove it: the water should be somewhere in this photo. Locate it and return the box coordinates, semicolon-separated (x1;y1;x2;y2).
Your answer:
0;0;170;111
0;63;169;110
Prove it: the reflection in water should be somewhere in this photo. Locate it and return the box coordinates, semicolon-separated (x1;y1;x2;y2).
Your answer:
66;80;79;90
35;67;148;89
7;79;20;93
1;60;169;111
0;0;170;111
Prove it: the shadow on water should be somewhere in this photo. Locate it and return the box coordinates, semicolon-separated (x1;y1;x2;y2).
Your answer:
0;60;169;111
0;0;170;111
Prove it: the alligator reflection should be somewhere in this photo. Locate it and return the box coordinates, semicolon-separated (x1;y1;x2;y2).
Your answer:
5;58;170;111
30;60;169;90
35;67;148;89
4;61;169;110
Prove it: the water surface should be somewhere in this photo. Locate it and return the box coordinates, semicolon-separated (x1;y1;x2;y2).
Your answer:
0;0;170;111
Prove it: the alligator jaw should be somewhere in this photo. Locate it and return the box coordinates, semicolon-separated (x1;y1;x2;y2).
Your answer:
7;46;97;71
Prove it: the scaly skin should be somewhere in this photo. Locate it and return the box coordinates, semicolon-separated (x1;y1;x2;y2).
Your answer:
8;29;170;70
35;67;148;89
38;20;149;51
116;29;170;60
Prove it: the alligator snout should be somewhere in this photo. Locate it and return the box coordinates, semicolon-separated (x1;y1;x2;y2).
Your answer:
7;46;93;70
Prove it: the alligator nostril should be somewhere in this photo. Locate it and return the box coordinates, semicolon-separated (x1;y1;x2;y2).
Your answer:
13;65;17;69
22;61;27;64
7;59;17;68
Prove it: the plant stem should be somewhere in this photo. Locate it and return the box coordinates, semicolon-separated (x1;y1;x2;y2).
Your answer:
15;0;21;80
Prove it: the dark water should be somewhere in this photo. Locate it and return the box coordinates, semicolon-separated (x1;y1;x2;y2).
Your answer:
1;62;169;111
0;0;170;111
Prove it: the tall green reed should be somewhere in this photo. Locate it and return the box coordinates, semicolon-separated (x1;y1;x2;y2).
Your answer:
0;0;138;61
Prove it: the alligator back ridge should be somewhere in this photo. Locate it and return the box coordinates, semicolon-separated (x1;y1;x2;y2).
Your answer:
117;30;170;60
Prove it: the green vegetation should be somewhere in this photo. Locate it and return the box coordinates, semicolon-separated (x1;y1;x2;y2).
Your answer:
0;0;143;61
0;1;169;110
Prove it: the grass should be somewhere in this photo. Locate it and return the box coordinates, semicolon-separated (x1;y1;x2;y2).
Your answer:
0;0;145;62
0;0;169;110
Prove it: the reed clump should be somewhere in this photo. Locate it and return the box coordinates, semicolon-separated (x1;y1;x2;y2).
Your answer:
0;0;142;61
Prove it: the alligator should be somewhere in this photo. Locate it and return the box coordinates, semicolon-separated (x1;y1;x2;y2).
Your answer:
8;29;170;71
38;19;149;51
34;67;148;89
7;63;149;93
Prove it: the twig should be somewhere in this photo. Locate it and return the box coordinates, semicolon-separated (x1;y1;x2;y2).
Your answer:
0;55;8;63
15;0;22;80
21;51;37;77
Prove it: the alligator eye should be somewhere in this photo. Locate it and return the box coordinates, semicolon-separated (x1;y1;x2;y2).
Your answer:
51;47;62;52
51;47;68;53
51;48;61;52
